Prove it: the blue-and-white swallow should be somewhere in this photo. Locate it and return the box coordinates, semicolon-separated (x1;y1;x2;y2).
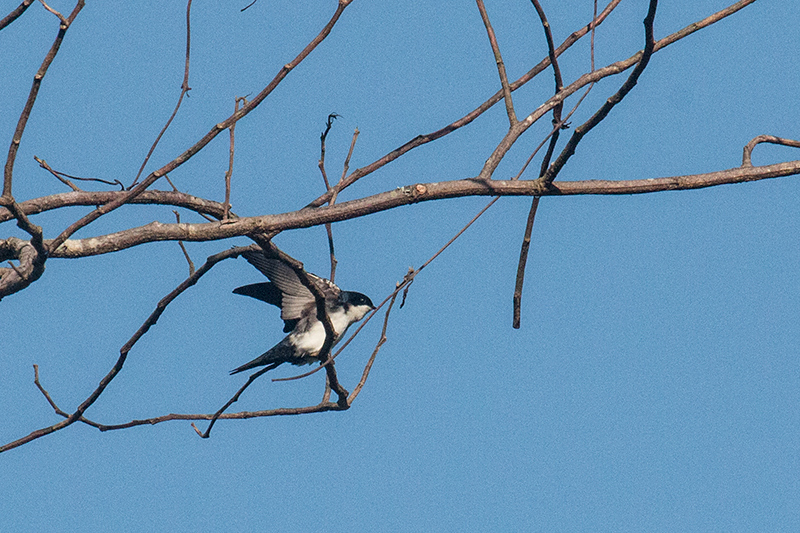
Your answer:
229;251;375;375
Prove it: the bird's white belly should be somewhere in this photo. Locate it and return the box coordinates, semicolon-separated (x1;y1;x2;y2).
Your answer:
290;313;351;356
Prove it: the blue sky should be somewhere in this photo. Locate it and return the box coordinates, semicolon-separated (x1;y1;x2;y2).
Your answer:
2;1;799;531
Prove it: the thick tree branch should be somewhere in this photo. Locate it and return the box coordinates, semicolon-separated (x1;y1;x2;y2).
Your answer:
29;159;800;260
0;0;34;31
0;190;230;223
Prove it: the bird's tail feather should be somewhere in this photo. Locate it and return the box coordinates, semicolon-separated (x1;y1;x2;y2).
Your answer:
229;339;293;375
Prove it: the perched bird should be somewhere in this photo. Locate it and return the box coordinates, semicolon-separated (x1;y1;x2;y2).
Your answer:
229;251;375;375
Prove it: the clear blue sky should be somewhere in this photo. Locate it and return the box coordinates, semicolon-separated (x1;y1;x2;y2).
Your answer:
2;1;799;531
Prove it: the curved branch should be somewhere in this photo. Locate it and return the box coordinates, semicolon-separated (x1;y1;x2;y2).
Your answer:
742;135;800;166
476;0;756;181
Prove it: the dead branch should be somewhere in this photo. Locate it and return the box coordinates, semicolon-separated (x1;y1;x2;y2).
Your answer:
29;159;800;261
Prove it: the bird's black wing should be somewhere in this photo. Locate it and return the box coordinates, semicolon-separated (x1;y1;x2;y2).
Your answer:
239;251;339;321
232;282;298;332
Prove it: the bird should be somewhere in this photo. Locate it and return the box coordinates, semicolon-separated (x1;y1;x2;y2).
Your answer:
229;251;375;375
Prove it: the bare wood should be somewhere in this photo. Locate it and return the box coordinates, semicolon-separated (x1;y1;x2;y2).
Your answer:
33;159;800;260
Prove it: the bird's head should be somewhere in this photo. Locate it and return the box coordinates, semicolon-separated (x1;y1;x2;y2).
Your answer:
341;291;376;321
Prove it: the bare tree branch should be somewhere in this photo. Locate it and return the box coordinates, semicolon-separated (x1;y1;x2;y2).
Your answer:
307;0;626;208
0;247;243;452
29;159;800;260
129;0;194;189
1;0;782;451
44;0;353;255
0;0;34;31
539;0;659;186
513;0;570;329
0;190;230;223
742;135;800;167
4;0;84;197
476;0;517;125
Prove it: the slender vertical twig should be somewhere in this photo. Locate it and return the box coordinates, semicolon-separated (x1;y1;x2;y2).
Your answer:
318;113;340;280
513;0;598;328
173;211;195;275
129;0;193;189
224;97;246;221
476;0;517;125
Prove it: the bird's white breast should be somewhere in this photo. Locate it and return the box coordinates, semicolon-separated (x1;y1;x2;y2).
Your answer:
289;308;355;356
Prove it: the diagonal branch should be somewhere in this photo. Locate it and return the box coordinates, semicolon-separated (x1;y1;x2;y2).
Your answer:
307;0;625;208
0;0;34;31
4;0;84;197
45;0;353;256
476;0;516;125
0;247;243;453
478;0;751;183
539;0;658;186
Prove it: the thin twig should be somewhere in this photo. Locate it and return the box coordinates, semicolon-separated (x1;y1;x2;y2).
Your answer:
223;97;246;220
0;247;243;453
539;0;659;186
318;113;340;279
306;0;625;209
34;156;123;189
4;0;84;197
34;156;80;191
46;0;353;256
513;0;597;328
476;0;516;125
742;135;800;167
512;197;540;328
129;0;193;189
173;211;195;275
318;113;339;190
348;288;397;403
32;364;103;428
195;362;280;438
37;0;68;26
